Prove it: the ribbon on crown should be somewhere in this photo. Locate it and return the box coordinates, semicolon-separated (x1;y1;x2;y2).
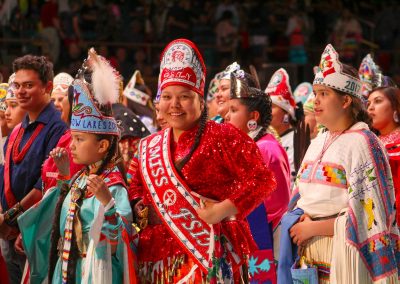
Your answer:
313;44;362;99
70;48;120;136
159;38;206;96
265;68;296;120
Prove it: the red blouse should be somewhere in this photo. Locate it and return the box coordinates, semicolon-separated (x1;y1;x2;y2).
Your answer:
129;121;276;262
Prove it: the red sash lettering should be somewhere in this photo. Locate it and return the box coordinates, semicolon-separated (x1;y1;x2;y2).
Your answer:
139;128;240;273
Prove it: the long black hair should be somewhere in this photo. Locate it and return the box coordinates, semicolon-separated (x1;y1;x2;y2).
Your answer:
175;95;208;171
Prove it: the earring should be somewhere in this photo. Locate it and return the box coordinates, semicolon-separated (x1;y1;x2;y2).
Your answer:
394;111;399;123
247;119;258;131
283;114;290;124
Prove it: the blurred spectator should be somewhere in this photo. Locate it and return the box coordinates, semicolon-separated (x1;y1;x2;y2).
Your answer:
331;9;362;64
96;2;121;41
125;19;145;43
215;0;239;27
192;1;215;45
165;0;192;41
79;0;99;40
151;0;169;41
39;0;61;64
285;11;309;64
215;10;238;68
62;41;83;75
58;1;81;44
133;48;148;74
0;0;17;26
115;47;134;85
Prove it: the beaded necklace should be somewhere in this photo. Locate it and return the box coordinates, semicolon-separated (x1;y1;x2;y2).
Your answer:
316;124;352;163
12;123;44;163
61;160;103;283
61;171;87;283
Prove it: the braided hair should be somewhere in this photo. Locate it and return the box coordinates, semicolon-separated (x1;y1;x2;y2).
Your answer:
176;95;208;171
230;72;273;143
48;170;84;282
239;94;273;142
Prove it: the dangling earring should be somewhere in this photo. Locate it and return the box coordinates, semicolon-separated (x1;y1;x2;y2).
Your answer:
247;119;258;131
283;114;290;124
394;111;399;123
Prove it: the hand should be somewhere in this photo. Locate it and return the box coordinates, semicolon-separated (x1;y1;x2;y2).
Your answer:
290;214;315;246
133;199;145;218
49;147;70;176
0;222;19;240
87;175;112;207
196;200;223;224
14;233;25;255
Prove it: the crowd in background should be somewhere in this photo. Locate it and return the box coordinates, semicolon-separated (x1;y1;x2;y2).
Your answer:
1;0;400;90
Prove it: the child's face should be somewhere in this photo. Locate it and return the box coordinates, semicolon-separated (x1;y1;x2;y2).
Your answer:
313;84;348;130
225;98;253;134
70;131;107;165
5;100;26;130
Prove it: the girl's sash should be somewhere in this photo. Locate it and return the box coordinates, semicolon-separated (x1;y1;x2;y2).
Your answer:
139;128;240;273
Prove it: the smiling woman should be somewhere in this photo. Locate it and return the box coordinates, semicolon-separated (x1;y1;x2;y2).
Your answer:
159;85;203;140
129;39;276;283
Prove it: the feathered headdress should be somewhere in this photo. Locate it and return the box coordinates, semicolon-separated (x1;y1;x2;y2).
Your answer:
70;48;120;136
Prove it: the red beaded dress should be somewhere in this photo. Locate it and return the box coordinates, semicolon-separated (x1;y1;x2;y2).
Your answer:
129;121;276;283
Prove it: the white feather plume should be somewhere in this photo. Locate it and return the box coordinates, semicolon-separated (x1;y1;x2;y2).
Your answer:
89;48;120;105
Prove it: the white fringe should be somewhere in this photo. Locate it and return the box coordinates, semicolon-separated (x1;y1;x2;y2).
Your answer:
303;234;333;284
82;198;115;284
331;213;399;284
176;264;199;284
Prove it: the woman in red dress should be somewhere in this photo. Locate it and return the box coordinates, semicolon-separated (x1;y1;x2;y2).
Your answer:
129;39;276;283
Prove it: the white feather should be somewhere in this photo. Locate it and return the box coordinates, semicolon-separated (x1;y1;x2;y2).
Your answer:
89;48;120;105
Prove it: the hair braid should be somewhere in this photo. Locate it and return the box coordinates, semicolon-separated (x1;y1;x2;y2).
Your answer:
176;105;208;171
48;170;85;282
66;193;84;283
254;126;268;142
238;96;272;142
